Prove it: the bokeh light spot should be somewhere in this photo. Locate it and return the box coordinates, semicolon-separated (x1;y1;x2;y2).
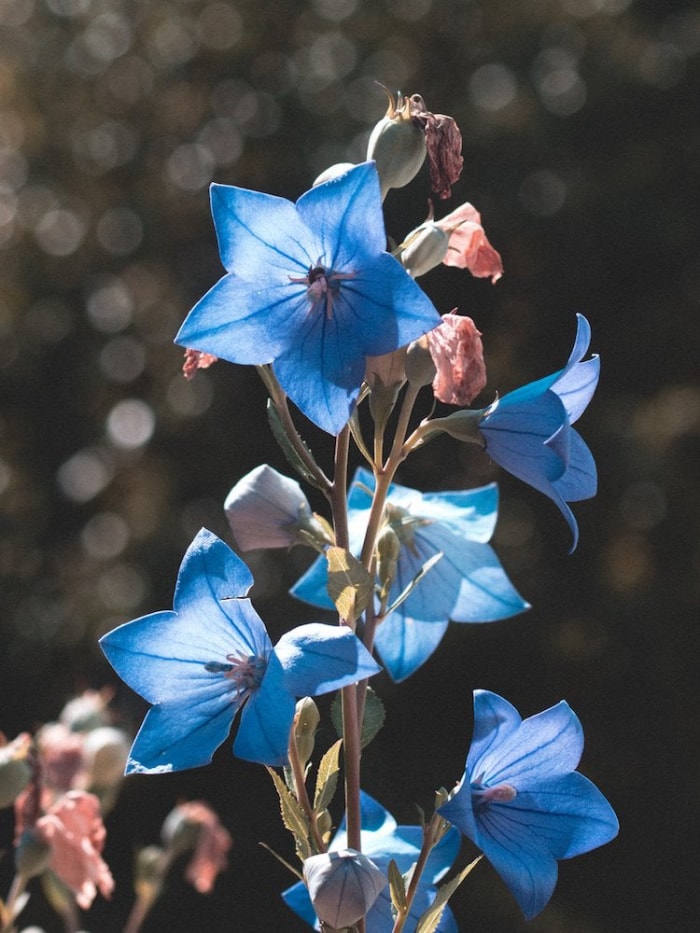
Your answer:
106;399;155;449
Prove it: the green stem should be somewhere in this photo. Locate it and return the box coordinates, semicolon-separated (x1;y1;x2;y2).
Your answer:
123;849;175;933
287;726;326;854
1;873;28;933
391;813;442;933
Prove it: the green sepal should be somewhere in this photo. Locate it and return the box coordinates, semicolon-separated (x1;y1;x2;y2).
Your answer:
266;398;324;491
388;859;407;914
266;766;312;861
313;738;343;814
414;856;482;933
326;546;374;623
384;551;443;617
331;686;385;749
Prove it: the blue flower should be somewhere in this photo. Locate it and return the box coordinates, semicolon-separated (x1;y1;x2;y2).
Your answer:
283;791;461;932
478;314;599;551
439;690;619;920
291;467;528;681
175;162;441;434
99;529;381;772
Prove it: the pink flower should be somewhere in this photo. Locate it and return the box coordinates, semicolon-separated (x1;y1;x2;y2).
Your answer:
436;203;503;283
427;312;487;406
35;791;114;909
37;724;84;794
163;801;232;894
183;348;218;380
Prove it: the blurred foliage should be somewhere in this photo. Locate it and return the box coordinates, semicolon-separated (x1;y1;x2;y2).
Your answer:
0;0;698;930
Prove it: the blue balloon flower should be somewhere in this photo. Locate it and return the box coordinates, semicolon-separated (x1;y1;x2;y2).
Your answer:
478;314;600;550
439;690;619;920
100;529;380;772
175;162;441;434
283;791;461;933
291;467;528;681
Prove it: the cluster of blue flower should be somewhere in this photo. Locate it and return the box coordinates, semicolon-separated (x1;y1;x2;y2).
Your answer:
101;100;617;932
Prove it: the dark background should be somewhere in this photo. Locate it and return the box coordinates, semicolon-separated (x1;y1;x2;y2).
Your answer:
0;0;698;930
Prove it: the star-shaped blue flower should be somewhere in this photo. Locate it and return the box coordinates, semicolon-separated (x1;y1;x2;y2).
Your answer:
478;314;599;551
439;690;619;920
175;162;441;434
291;467;528;681
283;791;461;932
100;529;381;772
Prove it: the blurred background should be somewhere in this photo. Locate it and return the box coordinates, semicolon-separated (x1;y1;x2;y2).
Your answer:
0;0;698;930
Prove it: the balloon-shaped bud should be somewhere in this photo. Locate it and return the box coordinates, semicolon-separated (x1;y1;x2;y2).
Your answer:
367;89;427;199
303;848;387;929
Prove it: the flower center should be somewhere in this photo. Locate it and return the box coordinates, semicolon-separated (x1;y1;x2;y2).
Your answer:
205;653;266;699
289;265;357;320
471;781;517;809
384;503;432;557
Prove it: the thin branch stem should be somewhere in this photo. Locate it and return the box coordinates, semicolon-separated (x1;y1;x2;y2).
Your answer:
287;728;326;853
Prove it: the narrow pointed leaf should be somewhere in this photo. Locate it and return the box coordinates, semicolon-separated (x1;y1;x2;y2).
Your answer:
314;739;343;813
266;766;312;861
266;398;325;491
388;858;408;913
415;856;482;933
384;551;444;616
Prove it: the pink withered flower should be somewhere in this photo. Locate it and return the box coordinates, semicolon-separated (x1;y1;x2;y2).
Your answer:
35;791;114;909
436;203;503;283
411;98;464;199
427;312;487;406
162;800;232;894
36;724;85;795
183;348;218;380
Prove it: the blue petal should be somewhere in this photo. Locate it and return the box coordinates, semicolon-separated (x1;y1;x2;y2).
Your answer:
282;880;319;930
466;691;523;778
472;699;584;786
375;615;449;682
290;555;335;610
552;355;600;424
209;182;314;278
552;429;597;501
296;162;386;266
451;559;530;622
125;693;238;773
274;622;381;696
233;654;296;766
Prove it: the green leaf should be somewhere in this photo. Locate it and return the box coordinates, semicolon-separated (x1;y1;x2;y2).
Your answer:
384;551;443;617
414;856;482;933
388;859;407;914
266;767;312;861
331;687;385;749
326;546;374;623
266;398;324;491
313;739;343;813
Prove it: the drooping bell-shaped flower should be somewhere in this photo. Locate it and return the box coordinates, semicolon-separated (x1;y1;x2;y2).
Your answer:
439;690;619;920
283;791;461;932
478;314;600;550
100;529;380;771
175;162;440;435
291;468;528;681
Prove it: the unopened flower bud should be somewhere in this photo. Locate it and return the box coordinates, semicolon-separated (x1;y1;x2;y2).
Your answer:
367;89;427;199
425;409;487;445
0;733;32;808
225;465;329;552
134;844;165;900
82;727;130;790
427;312;487;406
303;849;386;929
15;827;52;880
59;689;112;733
293;697;320;768
376;524;401;598
397;222;450;278
313;163;356;187
405;335;437;389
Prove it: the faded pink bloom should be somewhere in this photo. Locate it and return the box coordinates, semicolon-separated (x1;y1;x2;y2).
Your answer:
163;801;232;894
35;791;114;909
436;203;503;283
183;348;218;380
427;312;487;406
37;724;84;794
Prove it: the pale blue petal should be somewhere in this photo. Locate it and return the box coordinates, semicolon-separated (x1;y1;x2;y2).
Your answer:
451;561;530;622
125;692;238;773
233;654;296;766
275;622;381;696
210;182;314;277
289;556;335;610
552;355;600;424
173;527;255;606
467;691;522;777
474;700;584;786
552;429;597;501
374;615;448;682
282;881;319;930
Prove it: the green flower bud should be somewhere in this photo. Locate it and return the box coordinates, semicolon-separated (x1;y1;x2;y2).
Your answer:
293;697;320;767
405;335;437;389
423;409;486;445
15;828;52;880
396;222;450;278
376;524;401;600
367;89;427;199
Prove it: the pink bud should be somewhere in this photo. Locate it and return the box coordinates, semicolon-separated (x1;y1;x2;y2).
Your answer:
427;312;487;406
